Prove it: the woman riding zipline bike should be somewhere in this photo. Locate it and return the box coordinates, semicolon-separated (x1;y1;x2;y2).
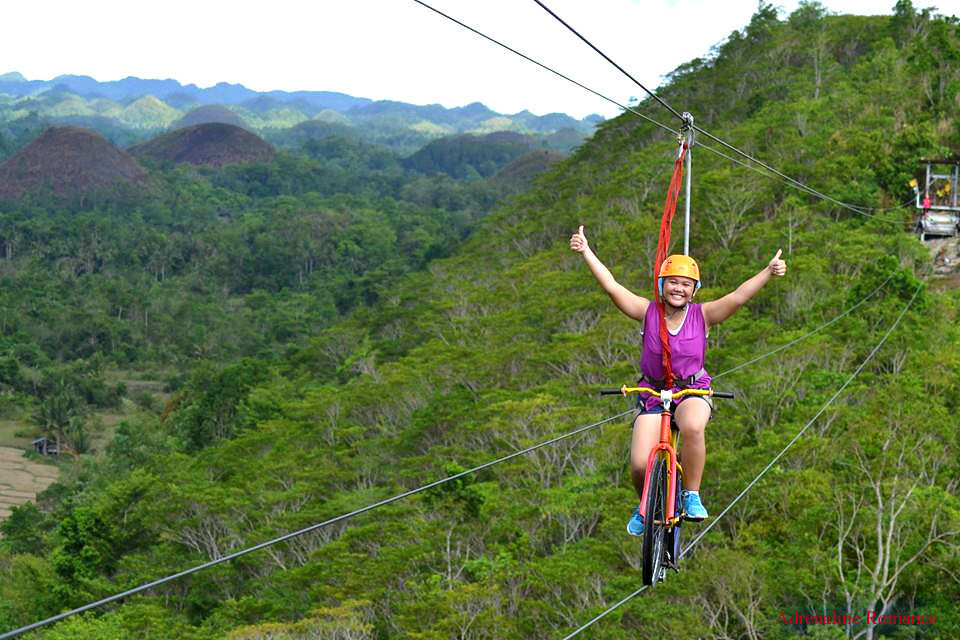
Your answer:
569;225;786;535
600;384;733;585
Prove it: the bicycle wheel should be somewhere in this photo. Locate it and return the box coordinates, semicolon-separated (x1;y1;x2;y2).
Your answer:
642;455;667;586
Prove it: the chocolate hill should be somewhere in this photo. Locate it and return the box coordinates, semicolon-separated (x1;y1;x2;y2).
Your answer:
130;123;274;167
171;104;250;131
494;150;566;184
403;131;536;179
0;126;146;199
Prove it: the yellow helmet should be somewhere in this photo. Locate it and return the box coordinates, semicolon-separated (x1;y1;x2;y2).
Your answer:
658;254;701;296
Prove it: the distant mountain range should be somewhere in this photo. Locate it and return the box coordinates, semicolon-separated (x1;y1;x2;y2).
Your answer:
0;72;370;112
0;72;603;154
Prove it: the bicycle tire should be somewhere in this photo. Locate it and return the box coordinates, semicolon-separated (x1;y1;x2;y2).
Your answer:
642;455;667;586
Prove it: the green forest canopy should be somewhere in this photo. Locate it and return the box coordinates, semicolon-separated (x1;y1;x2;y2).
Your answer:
1;2;959;639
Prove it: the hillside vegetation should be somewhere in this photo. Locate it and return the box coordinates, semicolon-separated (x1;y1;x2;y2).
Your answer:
0;119;542;466
1;2;959;639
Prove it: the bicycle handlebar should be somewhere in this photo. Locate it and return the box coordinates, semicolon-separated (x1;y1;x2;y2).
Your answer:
600;385;735;400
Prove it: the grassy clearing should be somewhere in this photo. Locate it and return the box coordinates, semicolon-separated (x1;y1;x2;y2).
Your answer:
0;420;34;449
0;370;170;522
92;370;172;452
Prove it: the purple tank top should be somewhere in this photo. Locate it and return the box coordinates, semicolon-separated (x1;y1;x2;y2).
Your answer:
639;302;711;410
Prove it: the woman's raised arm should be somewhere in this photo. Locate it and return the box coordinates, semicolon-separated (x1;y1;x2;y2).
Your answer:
703;249;787;327
570;225;650;321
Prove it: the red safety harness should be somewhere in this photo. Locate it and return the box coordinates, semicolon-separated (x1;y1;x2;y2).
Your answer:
652;141;689;390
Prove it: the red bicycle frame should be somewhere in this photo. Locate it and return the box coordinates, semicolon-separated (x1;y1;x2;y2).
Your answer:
602;386;728;525
637;391;681;526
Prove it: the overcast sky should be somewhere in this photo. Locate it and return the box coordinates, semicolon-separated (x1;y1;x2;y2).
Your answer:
3;0;957;119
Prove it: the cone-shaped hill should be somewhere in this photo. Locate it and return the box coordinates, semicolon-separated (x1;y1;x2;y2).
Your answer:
493;149;566;185
171;104;250;131
403;131;537;178
0;126;146;199
130;122;274;167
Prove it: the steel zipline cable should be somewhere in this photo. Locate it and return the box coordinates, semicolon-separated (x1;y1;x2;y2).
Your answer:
683;125;911;219
691;125;904;221
527;0;908;223
560;283;923;640
0;268;897;639
693;141;908;222
528;0;685;121
410;0;907;224
408;0;672;134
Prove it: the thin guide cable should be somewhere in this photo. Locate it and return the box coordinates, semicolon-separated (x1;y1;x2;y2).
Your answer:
408;0;678;136
713;272;895;379
681;282;923;559
529;0;906;223
693;126;904;223
561;283;923;639
560;584;649;640
0;410;632;640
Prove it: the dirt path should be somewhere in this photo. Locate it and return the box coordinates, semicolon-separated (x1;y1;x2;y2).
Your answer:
0;447;59;521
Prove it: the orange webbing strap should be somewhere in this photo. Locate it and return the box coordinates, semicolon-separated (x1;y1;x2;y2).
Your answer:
653;141;689;389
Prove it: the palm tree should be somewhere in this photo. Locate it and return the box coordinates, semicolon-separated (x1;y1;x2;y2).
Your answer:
32;380;83;455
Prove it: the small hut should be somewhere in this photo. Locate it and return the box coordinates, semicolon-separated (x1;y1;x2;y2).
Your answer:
32;437;59;456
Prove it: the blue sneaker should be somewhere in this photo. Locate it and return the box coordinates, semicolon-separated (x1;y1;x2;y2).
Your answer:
682;490;708;521
627;506;644;536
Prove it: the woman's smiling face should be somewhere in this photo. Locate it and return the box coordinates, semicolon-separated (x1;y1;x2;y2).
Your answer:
662;276;696;307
